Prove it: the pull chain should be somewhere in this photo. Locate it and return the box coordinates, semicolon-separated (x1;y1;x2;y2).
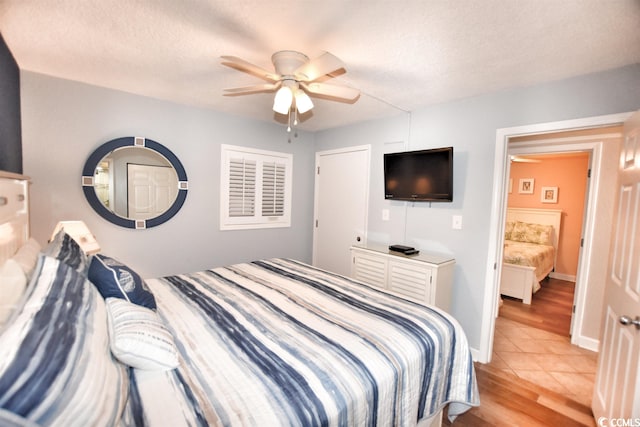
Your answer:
286;108;299;143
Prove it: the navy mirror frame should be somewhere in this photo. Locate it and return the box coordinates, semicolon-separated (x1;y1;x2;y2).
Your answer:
82;136;188;229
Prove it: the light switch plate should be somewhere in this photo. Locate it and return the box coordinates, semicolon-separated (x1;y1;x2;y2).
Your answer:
452;215;463;230
382;209;390;221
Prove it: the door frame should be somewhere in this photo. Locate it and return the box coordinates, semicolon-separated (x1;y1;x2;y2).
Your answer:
312;144;371;269
506;139;601;349
478;111;634;363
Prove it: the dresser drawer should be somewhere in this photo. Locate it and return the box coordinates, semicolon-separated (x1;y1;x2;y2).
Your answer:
352;251;387;289
388;261;431;303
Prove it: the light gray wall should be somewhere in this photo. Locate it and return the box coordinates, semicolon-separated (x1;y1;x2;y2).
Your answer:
314;64;640;351
21;71;315;278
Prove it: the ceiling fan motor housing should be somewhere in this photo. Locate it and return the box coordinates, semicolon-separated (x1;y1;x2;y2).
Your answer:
271;51;309;79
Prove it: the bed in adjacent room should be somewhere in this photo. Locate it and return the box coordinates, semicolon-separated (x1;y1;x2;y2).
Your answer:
500;207;562;305
0;171;479;426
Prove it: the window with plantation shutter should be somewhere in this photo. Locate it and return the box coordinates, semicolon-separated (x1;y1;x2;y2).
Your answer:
220;145;292;230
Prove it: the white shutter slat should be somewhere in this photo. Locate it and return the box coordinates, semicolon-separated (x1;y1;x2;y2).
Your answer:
262;162;286;216
229;158;256;217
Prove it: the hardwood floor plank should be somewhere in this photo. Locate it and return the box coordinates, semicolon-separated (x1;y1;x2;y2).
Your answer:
537;396;596;426
500;278;575;336
445;363;595;426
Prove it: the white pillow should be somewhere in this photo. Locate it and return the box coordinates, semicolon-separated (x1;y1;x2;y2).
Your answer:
12;238;41;277
105;298;179;370
0;259;28;326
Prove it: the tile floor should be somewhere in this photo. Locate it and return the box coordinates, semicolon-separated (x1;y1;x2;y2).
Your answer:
491;316;598;407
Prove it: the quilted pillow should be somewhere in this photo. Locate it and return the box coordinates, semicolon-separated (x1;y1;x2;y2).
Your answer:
0;255;128;426
0;409;39;427
88;254;156;310
43;229;89;273
0;259;27;327
105;298;179;370
504;221;516;240
511;221;554;245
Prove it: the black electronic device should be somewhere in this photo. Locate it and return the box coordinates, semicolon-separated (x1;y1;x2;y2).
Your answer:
389;244;416;253
384;147;453;202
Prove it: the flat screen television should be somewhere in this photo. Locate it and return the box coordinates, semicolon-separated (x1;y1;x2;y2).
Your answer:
384;147;453;202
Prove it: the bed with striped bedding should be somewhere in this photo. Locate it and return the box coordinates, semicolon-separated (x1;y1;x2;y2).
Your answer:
121;258;479;426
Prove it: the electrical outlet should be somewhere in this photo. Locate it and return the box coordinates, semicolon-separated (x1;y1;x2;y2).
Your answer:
452;215;463;230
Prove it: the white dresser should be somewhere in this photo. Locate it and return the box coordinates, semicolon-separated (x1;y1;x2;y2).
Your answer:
350;243;455;312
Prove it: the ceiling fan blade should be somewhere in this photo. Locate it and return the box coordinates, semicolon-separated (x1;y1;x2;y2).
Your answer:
301;82;360;101
295;52;345;82
510;156;542;163
221;56;280;82
223;83;280;95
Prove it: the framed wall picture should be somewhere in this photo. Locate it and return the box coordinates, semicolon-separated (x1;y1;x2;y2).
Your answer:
541;186;558;203
518;178;534;194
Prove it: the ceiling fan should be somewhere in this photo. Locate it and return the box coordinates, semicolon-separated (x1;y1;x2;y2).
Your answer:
221;51;360;117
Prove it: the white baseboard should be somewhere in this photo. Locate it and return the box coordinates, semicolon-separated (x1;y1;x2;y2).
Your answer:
550;272;576;282
574;335;600;352
470;347;484;363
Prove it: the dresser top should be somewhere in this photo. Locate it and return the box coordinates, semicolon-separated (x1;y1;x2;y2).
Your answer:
351;243;455;265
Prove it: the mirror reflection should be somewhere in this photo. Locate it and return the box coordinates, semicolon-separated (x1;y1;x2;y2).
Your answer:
82;136;188;229
93;147;179;221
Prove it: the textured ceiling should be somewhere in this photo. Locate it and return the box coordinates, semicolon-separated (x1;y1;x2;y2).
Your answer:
1;0;639;132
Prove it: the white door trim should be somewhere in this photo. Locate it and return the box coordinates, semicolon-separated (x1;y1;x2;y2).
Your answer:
478;112;634;363
312;144;371;268
507;139;604;351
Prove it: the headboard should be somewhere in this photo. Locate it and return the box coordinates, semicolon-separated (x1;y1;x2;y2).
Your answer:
506;207;562;251
0;171;30;265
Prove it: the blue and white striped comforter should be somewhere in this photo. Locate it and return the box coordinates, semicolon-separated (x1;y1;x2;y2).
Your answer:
123;259;479;426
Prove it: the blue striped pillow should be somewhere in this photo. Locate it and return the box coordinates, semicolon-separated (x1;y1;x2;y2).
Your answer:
106;298;179;370
0;255;129;425
43;229;89;273
0;409;39;427
88;254;157;310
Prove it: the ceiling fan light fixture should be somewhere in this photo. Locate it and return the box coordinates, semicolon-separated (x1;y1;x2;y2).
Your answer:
273;86;293;114
295;89;313;114
223;50;357;125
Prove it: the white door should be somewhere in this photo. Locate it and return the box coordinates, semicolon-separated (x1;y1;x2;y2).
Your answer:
127;164;178;219
313;145;370;276
593;111;640;420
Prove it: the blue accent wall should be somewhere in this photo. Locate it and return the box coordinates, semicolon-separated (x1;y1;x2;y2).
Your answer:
0;32;22;173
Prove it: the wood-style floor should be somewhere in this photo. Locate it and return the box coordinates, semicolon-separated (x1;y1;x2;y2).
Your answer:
499;277;574;336
443;361;595;426
444;278;596;426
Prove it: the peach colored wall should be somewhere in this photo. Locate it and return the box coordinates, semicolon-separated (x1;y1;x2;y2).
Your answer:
508;154;590;278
